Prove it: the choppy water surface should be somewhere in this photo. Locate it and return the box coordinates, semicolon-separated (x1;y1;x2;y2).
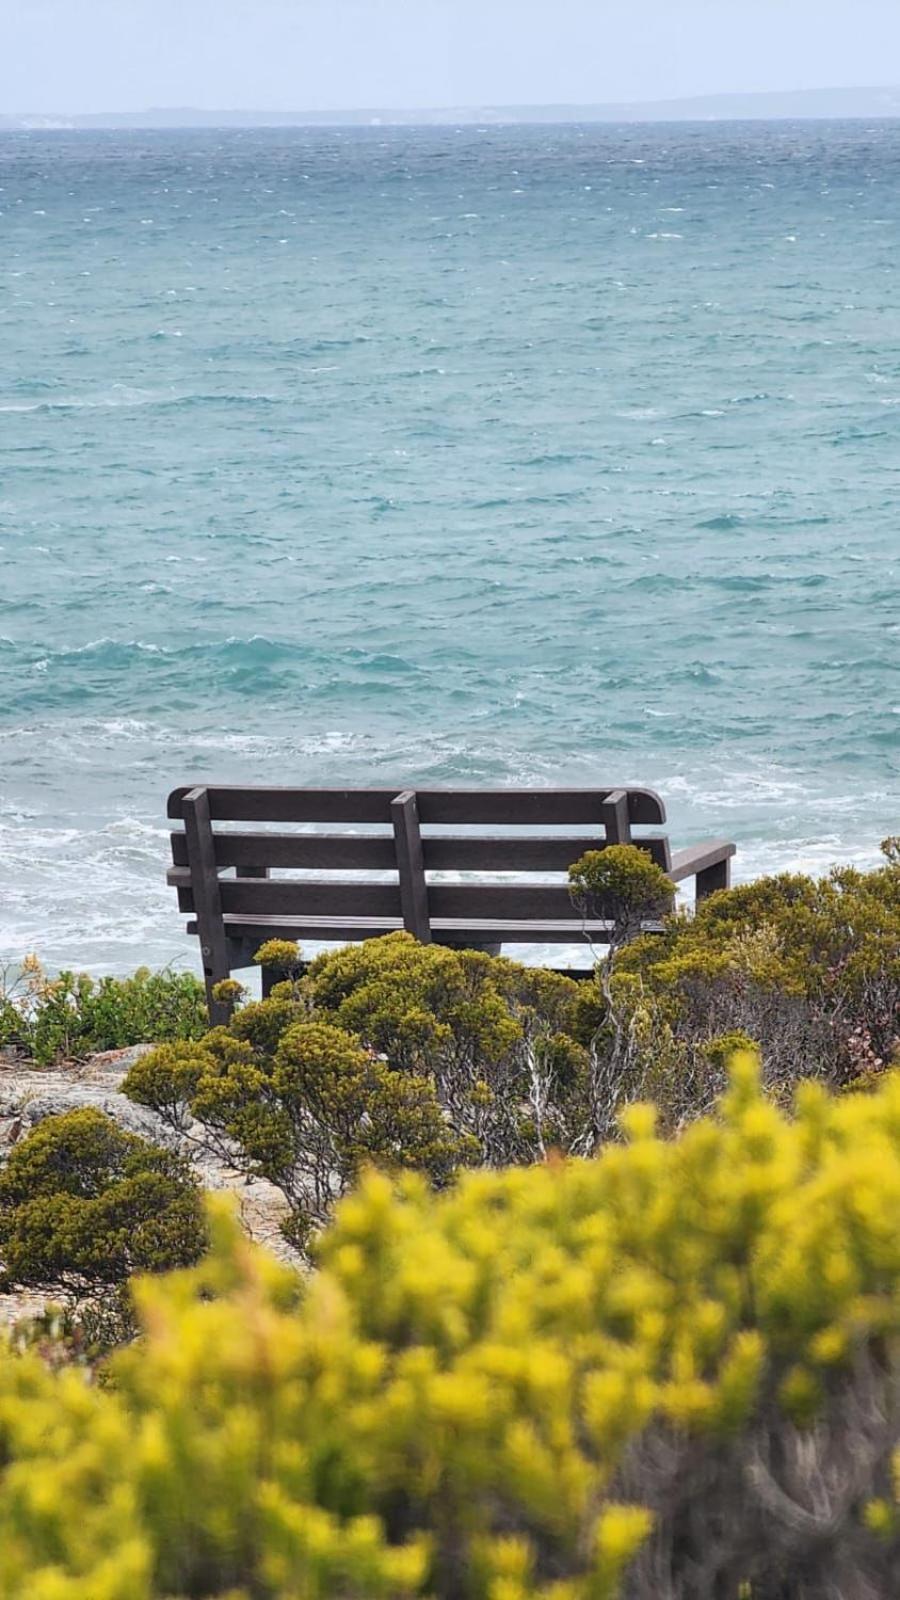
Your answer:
1;122;898;970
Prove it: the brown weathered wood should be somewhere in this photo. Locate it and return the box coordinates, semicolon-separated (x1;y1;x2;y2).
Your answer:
601;788;631;845
179;878;621;921
168;785;667;826
414;789;665;826
170;831;672;873
171;832;398;871
669;841;736;883
417;883;595;920
220;880;402;916
391;791;431;943
182;786;232;1025
187;915;403;940
189;913;619;949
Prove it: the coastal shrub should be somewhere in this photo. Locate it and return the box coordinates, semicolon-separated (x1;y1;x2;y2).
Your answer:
124;933;594;1240
124;847;900;1240
190;1019;477;1250
568;843;673;949
2;1060;900;1597
595;840;900;1128
0;955;207;1065
0;1108;206;1295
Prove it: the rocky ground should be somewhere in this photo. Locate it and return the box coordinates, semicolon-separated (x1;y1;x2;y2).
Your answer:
0;1044;295;1326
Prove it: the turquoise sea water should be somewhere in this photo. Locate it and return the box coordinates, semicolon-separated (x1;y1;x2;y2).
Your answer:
1;122;898;971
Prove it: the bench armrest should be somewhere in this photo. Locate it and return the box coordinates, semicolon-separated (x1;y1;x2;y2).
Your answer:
669;840;735;902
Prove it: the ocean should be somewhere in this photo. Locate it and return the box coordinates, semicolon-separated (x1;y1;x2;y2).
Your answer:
1;121;898;973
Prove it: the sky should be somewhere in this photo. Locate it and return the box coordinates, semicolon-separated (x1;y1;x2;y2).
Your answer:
4;0;900;113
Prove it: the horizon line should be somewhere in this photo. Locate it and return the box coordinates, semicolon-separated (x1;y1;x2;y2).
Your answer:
7;82;900;122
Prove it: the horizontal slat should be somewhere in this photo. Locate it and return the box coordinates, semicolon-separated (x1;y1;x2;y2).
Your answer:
170;832;398;871
431;884;604;920
170;832;672;873
167;785;666;826
195;880;403;917
175;878;657;921
192;914;624;950
418;790;665;825
169;787;394;824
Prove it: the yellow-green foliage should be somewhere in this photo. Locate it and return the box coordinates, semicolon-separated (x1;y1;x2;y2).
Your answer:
624;852;900;1010
190;1018;477;1248
125;850;900;1253
568;845;673;947
2;1059;899;1598
125;934;591;1240
600;847;900;1117
0;1109;207;1294
300;932;580;1076
254;939;307;977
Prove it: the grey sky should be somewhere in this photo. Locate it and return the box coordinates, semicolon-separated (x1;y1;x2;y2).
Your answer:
4;0;900;113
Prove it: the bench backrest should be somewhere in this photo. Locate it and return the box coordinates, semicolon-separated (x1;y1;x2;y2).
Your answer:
169;785;670;937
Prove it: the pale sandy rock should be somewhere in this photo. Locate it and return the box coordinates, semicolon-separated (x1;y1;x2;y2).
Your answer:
0;1290;56;1330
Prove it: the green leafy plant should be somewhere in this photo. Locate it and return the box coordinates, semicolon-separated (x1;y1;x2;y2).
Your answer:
124;844;900;1238
0;956;207;1065
190;1019;476;1250
254;937;308;980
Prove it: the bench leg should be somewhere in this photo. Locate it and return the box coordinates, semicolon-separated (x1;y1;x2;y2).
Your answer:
201;951;233;1027
696;859;730;903
183;787;233;1027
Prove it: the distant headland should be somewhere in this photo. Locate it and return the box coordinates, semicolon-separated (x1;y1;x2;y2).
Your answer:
5;84;900;130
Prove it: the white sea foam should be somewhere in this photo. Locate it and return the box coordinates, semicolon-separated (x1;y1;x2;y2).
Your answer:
0;385;161;414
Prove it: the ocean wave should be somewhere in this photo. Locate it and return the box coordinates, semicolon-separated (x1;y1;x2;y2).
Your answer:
695;514;744;531
0;387;283;414
0;386;159;414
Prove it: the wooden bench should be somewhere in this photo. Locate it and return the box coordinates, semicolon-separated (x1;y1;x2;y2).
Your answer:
167;785;735;1022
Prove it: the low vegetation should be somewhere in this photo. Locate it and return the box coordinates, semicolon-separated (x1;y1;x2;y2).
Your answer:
603;838;900;1128
0;957;206;1065
0;1109;206;1296
0;1061;899;1598
123;933;595;1246
124;842;900;1246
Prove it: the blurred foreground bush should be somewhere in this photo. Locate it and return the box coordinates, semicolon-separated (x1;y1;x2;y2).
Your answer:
0;957;207;1064
1;1059;899;1598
